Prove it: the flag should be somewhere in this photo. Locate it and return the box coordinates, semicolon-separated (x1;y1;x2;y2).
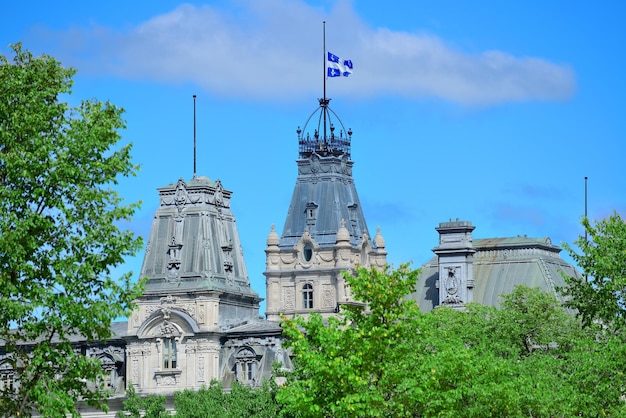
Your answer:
327;52;353;77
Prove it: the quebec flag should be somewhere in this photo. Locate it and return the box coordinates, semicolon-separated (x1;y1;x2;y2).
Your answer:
327;52;353;77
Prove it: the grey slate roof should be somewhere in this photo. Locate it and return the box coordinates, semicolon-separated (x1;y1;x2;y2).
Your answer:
139;176;259;300
412;236;581;312
279;153;371;249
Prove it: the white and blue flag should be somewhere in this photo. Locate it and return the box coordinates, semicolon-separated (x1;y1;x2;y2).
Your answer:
327;52;353;77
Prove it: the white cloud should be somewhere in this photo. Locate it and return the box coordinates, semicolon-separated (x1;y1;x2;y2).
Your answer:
41;0;575;106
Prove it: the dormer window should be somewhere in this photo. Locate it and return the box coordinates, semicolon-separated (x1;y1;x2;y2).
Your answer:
305;202;318;227
234;347;259;386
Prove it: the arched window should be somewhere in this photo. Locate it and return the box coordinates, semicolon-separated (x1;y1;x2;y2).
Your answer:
303;283;314;309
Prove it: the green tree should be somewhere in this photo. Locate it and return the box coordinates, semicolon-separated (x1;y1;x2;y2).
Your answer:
0;44;144;417
560;212;626;330
118;385;171;418
174;380;281;418
277;263;424;417
278;262;626;417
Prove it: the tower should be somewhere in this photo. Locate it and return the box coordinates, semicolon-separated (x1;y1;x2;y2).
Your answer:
432;219;476;309
264;99;387;321
125;176;285;394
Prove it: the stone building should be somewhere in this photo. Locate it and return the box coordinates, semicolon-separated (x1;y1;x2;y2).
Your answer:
123;176;289;395
411;219;581;311
0;98;581;417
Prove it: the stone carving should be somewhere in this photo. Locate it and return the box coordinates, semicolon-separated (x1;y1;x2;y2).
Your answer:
322;286;335;308
160;375;176;386
131;358;139;384
198;355;205;383
145;305;159;319
442;266;462;305
182;303;197;320
159;321;180;338
214;180;226;208
222;242;234;275
198;303;206;323
128;342;152;357
282;286;295;310
161;295;178;305
167;236;183;281
174;179;188;207
133;310;141;327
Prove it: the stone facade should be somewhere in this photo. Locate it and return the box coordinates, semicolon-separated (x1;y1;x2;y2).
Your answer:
122;176;289;396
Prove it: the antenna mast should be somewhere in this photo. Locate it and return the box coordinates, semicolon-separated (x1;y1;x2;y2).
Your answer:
193;94;197;179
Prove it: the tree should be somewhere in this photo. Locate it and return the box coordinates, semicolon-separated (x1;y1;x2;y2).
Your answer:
560;212;626;330
277;263;424;417
174;380;281;418
118;385;171;418
0;44;144;417
278;262;626;417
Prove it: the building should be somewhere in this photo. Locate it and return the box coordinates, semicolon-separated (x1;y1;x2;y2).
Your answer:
410;219;581;311
123;176;290;395
264;98;387;321
1;97;580;416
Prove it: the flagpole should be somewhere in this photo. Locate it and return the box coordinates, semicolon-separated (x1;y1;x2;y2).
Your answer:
193;94;197;179
323;21;327;142
323;21;326;104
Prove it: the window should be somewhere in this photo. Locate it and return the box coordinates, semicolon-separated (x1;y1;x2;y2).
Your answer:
163;337;177;369
234;348;258;386
303;242;313;262
0;372;14;391
303;283;314;309
246;362;254;381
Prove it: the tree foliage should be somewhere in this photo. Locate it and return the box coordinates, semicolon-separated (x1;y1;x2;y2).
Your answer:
561;212;626;330
0;44;144;417
174;380;280;418
118;381;280;418
278;263;423;417
117;384;171;418
277;264;626;417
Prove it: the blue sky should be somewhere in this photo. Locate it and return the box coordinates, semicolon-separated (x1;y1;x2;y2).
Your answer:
3;1;624;313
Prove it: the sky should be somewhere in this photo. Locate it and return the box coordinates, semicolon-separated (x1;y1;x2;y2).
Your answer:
3;1;625;314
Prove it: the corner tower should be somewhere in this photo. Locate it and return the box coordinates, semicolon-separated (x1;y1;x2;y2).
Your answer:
265;99;387;321
126;176;285;394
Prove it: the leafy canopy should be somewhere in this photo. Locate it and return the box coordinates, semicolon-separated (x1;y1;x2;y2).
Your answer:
278;263;626;417
561;212;626;330
118;380;280;418
278;263;424;417
0;43;144;417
